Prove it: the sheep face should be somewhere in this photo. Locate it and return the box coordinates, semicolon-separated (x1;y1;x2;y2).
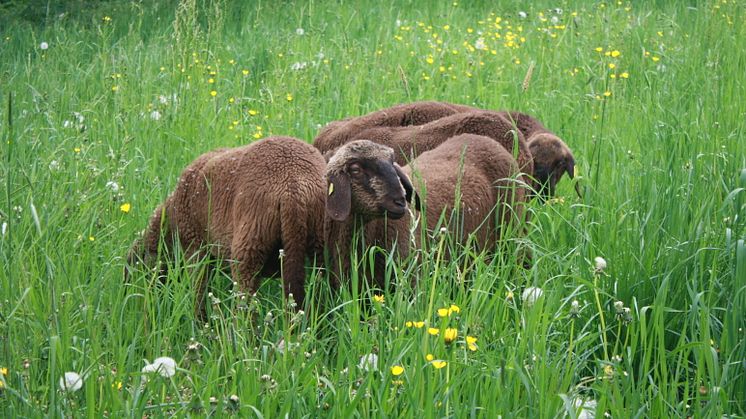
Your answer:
325;140;415;222
528;133;575;200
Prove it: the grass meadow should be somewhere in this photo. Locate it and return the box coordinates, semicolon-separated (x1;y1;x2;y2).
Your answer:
1;0;745;417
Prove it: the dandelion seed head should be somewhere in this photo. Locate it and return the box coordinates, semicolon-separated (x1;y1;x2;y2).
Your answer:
40;42;49;50
59;372;83;392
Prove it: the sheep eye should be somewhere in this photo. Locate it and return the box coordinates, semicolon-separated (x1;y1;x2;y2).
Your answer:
348;163;362;175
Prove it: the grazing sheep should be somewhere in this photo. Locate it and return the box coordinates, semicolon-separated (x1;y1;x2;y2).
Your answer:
401;133;528;254
323;140;417;288
314;101;464;152
340;110;534;180
314;102;577;198
126;136;327;316
497;111;577;200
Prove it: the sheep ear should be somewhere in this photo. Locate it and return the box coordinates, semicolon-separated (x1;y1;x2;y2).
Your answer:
394;163;421;211
326;172;351;221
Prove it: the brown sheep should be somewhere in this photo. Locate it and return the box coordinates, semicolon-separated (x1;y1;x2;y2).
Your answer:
323;140;417;289
126;136;327;316
314;101;464;152
314;102;577;199
401;133;528;254
341;110;533;181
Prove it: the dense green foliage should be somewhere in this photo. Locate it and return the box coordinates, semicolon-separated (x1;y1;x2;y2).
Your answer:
1;0;744;417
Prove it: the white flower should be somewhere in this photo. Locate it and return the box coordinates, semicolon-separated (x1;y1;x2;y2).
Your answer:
150;110;162;121
73;112;84;124
522;287;544;307
475;37;487;50
1;222;6;236
594;256;607;272
518;11;528;19
158;95;168;104
395;19;402;27
296;28;305;36
142;356;177;378
63;120;72;128
316;51;325;60
554;8;563;15
40;42;49;50
105;181;120;192
290;61;307;71
49;160;60;171
357;353;378;372
570;300;580;316
59;372;83;392
551;16;560;24
573;398;597;419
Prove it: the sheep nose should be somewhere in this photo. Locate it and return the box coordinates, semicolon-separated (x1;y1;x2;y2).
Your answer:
393;197;406;208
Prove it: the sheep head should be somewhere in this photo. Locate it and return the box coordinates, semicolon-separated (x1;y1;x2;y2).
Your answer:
527;133;578;200
325;140;416;222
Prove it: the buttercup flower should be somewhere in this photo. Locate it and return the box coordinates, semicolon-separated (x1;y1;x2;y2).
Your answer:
373;294;385;304
390;365;404;376
428;328;440;336
466;336;478;351
443;328;458;344
120;203;131;213
59;372;83;392
431;360;447;369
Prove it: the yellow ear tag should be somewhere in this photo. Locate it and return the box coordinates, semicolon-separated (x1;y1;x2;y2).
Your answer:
328;183;334;196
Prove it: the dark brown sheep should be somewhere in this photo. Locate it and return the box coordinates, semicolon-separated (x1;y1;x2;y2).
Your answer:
314;102;577;199
323;140;417;289
126;136;326;315
402;133;528;254
342;110;534;179
314;101;464;152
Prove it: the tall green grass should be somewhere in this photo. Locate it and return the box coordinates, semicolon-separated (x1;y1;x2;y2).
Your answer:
1;0;744;416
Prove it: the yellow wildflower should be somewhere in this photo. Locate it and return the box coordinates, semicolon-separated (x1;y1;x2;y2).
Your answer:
443;328;458;344
437;308;449;317
610;50;621;57
412;321;425;328
248;109;258;116
603;91;612;97
373;294;385;304
431;360;447;369
425;354;434;361
242;69;249;76
608;63;616;69
466;336;478;351
428;328;440;336
594;47;603;52
120;203;131;213
111;85;119;92
390;365;404;376
620;72;629;79
286;93;293;101
208;78;215;84
651;56;660;62
405;321;413;328
449;304;460;314
210;90;217;97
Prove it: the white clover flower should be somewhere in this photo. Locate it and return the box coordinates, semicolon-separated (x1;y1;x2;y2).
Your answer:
63;120;72;128
522;286;543;307
105;181;120;192
357;353;378;372
475;37;487;50
141;356;177;378
518;11;528;19
158;95;168;104
296;28;305;36
594;256;607;272
49;160;60;171
59;371;83;392
395;19;402;27
40;42;49;50
551;16;560;25
150;110;162;121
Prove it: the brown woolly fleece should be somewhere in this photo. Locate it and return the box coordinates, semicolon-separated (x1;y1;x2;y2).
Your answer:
323;140;417;289
127;136;327;315
402;133;528;254
314;101;577;198
314;101;464;152
343;110;534;178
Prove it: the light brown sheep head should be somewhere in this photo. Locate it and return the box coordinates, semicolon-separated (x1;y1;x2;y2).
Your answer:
527;133;578;200
325;140;416;222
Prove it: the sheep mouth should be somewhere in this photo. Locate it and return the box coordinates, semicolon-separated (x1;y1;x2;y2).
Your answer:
384;205;407;220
